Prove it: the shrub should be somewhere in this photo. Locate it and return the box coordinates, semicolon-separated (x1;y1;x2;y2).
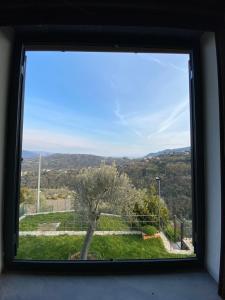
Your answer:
142;225;157;235
133;185;169;230
20;187;35;204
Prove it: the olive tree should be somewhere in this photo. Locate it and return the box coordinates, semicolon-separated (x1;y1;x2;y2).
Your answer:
75;163;140;260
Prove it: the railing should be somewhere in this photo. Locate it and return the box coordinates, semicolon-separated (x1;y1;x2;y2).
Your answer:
56;214;160;232
19;211;193;249
162;215;192;250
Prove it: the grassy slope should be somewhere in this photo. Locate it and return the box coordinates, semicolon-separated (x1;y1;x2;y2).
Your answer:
20;212;129;231
17;235;189;260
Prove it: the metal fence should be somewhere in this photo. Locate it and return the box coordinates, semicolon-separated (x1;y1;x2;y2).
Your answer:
55;214;160;232
162;215;192;250
20;211;193;249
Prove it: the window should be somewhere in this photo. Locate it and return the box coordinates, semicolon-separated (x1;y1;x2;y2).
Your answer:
4;30;204;272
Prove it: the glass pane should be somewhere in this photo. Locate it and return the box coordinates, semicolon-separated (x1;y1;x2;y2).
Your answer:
17;51;195;261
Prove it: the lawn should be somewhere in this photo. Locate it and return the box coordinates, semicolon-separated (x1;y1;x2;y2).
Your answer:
19;212;130;231
18;212;193;260
16;235;189;260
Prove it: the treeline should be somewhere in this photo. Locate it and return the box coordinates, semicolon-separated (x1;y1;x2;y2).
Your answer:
21;153;192;219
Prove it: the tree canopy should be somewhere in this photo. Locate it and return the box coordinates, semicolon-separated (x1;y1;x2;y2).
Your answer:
74;163;140;259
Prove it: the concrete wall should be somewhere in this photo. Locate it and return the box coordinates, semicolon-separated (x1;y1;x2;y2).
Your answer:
0;28;14;273
201;32;221;282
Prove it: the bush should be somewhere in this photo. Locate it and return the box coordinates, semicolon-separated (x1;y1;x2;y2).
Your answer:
133;185;169;230
142;225;157;235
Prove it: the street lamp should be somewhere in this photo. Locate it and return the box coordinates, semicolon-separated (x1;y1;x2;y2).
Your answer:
155;176;161;230
155;176;161;198
37;153;42;213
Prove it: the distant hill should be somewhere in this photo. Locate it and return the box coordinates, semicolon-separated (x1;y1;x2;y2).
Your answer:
146;147;190;158
22;150;39;159
22;152;130;171
22;150;51;159
22;147;191;171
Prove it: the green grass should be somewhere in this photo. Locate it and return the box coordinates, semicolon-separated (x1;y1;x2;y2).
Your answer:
20;212;76;231
19;212;130;231
96;215;129;231
18;213;193;260
16;235;190;260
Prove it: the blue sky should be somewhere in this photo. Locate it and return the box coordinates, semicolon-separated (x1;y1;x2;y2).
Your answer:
23;51;190;157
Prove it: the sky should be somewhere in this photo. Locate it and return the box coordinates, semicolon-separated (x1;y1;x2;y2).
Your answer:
22;51;191;157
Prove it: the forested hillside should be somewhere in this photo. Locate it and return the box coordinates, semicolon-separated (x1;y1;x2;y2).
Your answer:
22;153;130;172
21;150;192;219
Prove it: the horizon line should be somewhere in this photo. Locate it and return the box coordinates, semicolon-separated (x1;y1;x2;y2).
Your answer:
22;145;191;159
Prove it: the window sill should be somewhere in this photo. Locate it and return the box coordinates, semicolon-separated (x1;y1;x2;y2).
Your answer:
0;270;220;300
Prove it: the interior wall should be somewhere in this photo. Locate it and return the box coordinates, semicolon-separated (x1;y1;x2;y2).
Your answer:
0;28;14;273
201;32;221;282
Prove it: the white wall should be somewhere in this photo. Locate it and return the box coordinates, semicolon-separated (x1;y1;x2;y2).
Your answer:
0;28;14;273
201;32;221;282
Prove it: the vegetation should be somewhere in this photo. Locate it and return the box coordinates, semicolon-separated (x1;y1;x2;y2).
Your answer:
74;163;140;259
21;152;192;219
16;235;189;260
20;187;74;204
164;223;181;243
133;184;169;229
96;215;129;231
19;150;193;260
44;188;74;200
142;225;157;235
20;187;35;204
120;154;191;219
20;186;49;211
22;153;129;172
19;212;129;232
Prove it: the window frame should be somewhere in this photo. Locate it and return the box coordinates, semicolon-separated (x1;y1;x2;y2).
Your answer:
3;27;204;274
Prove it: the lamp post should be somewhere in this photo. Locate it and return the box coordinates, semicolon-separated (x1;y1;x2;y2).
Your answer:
155;176;161;230
37;153;41;213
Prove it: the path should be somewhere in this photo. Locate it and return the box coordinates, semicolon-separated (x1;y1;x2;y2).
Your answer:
159;232;194;255
19;230;142;236
19;211;121;221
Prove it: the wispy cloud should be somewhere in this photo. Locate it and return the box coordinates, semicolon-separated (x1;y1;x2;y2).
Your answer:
114;101;128;126
154;99;189;135
24;98;190;157
114;99;189;136
114;101;145;138
137;54;187;73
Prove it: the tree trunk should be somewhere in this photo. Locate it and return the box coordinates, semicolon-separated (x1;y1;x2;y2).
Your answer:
80;217;97;260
